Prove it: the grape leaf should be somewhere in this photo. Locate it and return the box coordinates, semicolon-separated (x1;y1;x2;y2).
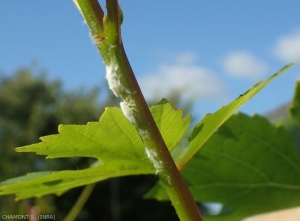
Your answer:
177;63;295;168
151;98;190;152
148;113;300;221
0;100;190;200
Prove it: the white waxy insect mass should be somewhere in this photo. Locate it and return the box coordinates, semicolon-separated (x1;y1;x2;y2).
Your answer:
105;55;132;97
120;101;136;124
145;147;164;175
140;129;171;185
105;56;138;123
106;60;122;97
105;47;167;180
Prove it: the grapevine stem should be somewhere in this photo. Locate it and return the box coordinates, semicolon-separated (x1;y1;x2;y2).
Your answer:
74;1;203;220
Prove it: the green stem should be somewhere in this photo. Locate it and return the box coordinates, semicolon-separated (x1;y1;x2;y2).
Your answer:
74;1;203;220
64;183;96;221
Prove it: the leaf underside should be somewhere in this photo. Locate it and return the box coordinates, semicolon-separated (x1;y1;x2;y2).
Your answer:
0;100;190;200
148;113;300;221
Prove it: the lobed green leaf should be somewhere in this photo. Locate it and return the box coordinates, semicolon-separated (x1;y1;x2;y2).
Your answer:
149;113;300;221
177;63;295;168
0;100;190;200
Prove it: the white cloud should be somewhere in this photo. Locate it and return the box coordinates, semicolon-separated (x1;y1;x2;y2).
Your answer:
173;52;197;64
274;29;300;62
139;53;228;102
222;51;268;79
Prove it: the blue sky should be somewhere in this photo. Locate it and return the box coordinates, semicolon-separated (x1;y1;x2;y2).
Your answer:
1;1;300;121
